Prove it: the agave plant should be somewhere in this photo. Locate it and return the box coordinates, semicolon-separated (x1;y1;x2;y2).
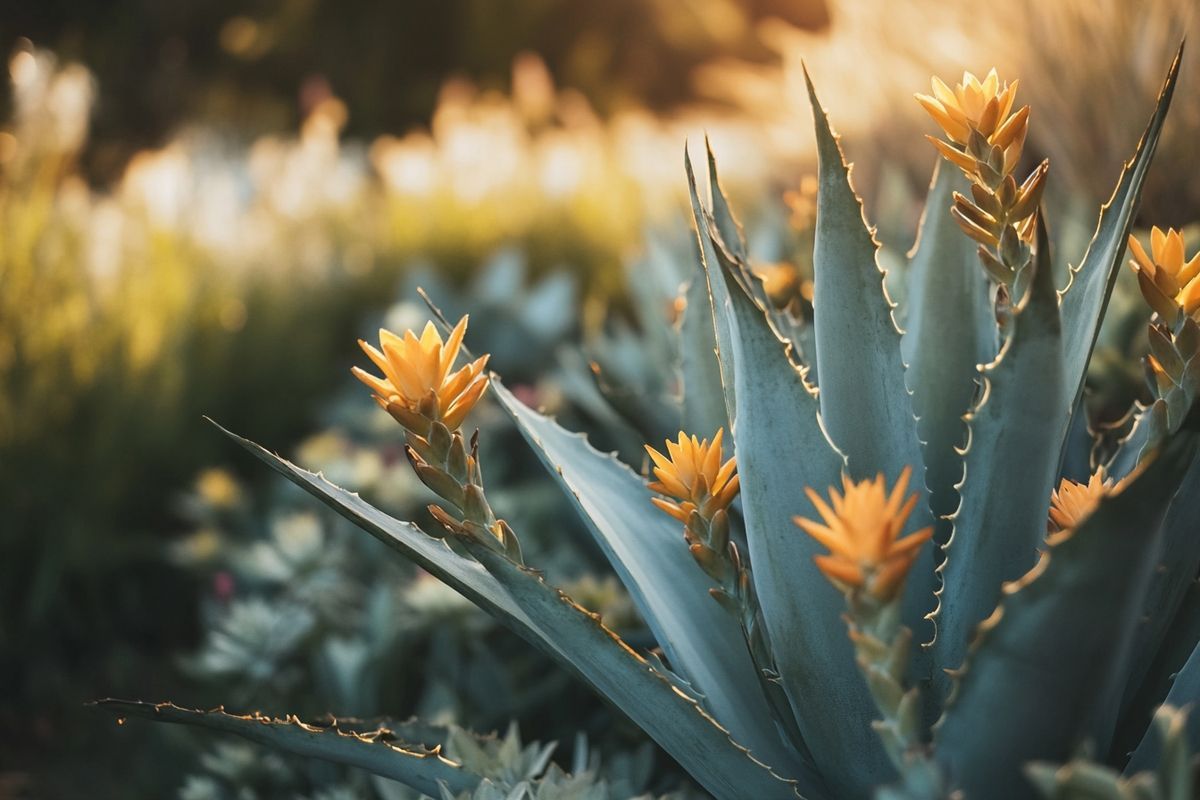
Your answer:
102;46;1200;799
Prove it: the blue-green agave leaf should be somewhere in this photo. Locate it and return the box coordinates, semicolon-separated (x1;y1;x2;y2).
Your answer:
686;149;737;425
1059;46;1181;424
714;252;894;796
902;161;995;536
932;216;1065;703
1124;586;1200;774
1106;401;1169;479
803;69;935;648
935;430;1197;799
705;137;748;261
1115;580;1200;766
216;423;802;800
490;380;802;776
1112;455;1200;750
456;535;806;800
803;68;928;491
93;701;479;797
214;421;556;641
680;271;730;437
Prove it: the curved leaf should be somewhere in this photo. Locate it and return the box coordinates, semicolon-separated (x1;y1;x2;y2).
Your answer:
902;161;995;535
803;68;927;496
680;271;730;437
715;255;893;796
490;380;802;776
457;534;806;800
803;68;935;648
93;701;479;797
215;423;803;800
1124;589;1200;774
686;149;738;425
1059;46;1182;433
935;430;1197;799
931;217;1065;702
1112;454;1200;750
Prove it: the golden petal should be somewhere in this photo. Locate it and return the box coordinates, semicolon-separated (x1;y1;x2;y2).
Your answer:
1151;226;1167;255
814;554;863;587
439;316;470;382
931;76;958;107
794;516;857;559
929;137;978;174
351;366;394;399
1128;236;1155;275
1162;229;1185;273
651;496;691;523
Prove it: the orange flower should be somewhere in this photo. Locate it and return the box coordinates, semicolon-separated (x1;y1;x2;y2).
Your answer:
1129;228;1200;321
352;316;489;432
1048;469;1122;533
645;429;739;523
794;466;932;601
916;69;1029;178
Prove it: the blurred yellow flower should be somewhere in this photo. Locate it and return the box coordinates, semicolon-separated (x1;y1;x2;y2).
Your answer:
645;429;739;523
195;468;241;510
1048;469;1122;533
1129;228;1200;321
794;466;932;601
352;316;489;433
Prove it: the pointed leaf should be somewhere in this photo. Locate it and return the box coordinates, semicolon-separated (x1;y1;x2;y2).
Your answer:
686;150;737;425
804;68;928;492
681;272;730;437
456;534;807;800
932;216;1065;702
902;162;995;533
216;423;804;800
490;380;801;775
935;430;1197;799
1059;46;1181;432
715;255;894;795
1112;454;1200;751
706;137;748;261
93;701;479;797
804;69;935;646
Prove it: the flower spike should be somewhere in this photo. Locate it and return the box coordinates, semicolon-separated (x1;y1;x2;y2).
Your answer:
794;466;932;602
352;316;490;434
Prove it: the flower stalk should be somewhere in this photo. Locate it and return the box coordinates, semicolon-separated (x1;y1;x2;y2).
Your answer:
917;69;1049;311
645;430;804;748
795;467;943;796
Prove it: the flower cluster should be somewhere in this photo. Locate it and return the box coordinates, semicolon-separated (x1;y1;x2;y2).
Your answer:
1129;228;1200;325
917;69;1048;290
352;316;490;435
644;429;740;524
1047;469;1121;535
793;466;932;602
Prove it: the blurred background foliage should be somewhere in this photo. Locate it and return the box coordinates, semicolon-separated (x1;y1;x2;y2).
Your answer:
2;0;1199;797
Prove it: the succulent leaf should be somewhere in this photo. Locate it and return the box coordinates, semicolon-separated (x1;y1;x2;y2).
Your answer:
490;380;802;776
215;422;803;800
932;215;1065;704
681;272;731;438
93;701;481;797
1059;45;1182;441
803;67;935;644
709;247;895;796
1113;455;1200;736
902;161;996;538
936;428;1198;799
454;529;807;800
686;150;738;426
